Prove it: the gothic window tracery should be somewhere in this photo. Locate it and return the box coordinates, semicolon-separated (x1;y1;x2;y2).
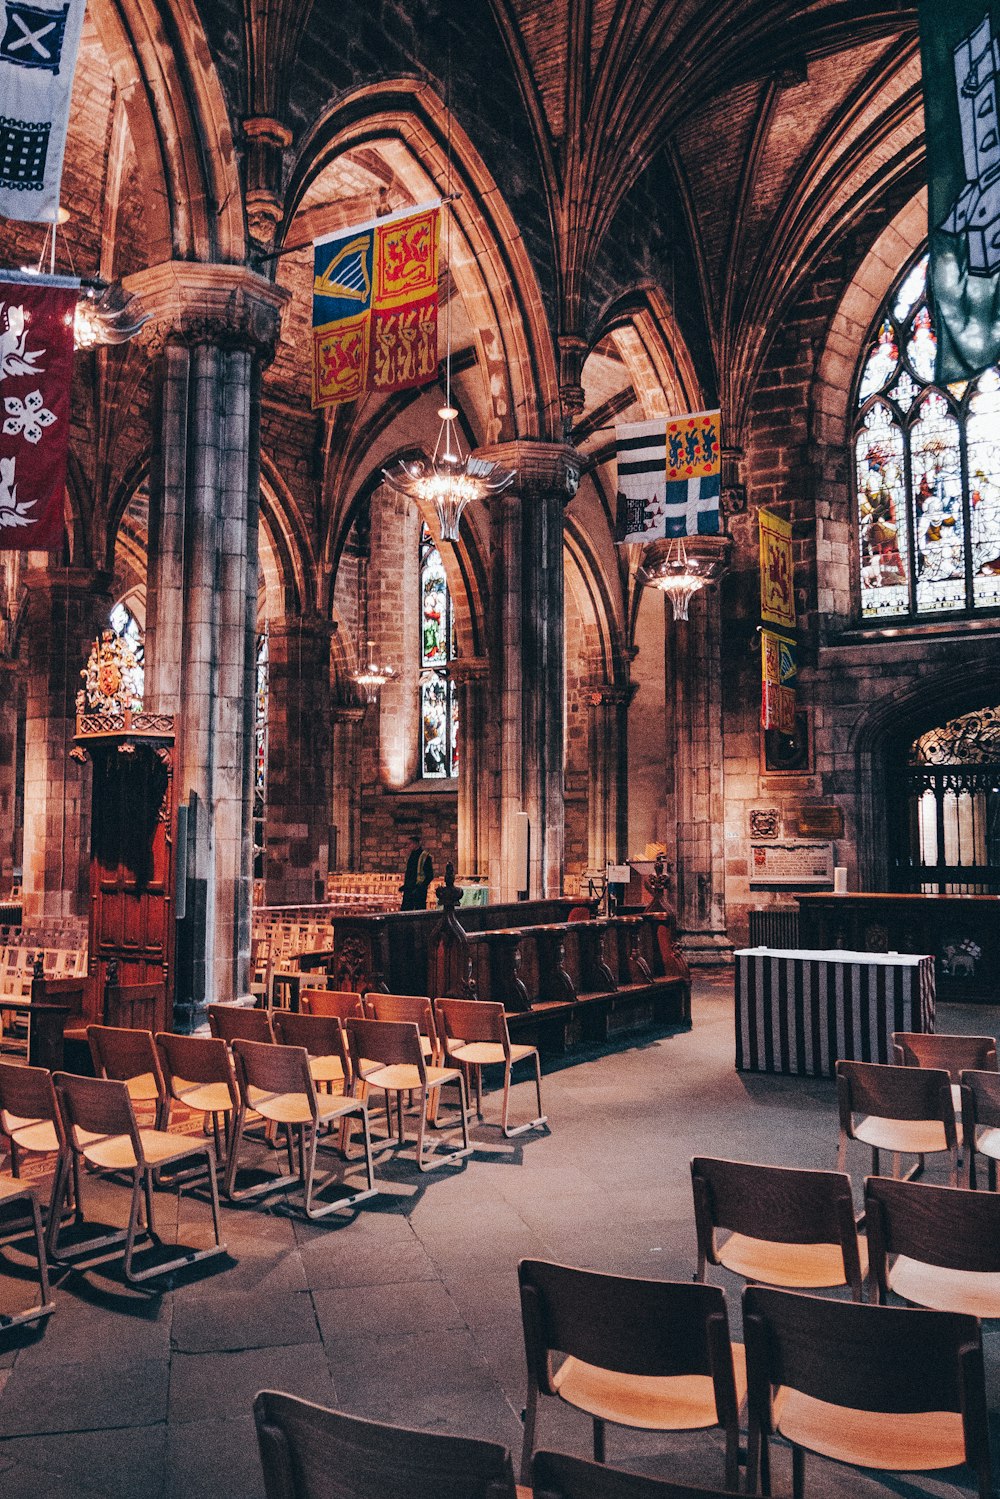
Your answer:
419;522;458;779
854;254;1000;619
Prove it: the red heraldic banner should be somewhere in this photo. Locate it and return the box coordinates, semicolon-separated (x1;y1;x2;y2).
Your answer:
0;275;76;549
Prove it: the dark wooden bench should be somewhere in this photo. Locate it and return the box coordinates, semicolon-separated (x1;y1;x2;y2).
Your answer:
29;959;168;1072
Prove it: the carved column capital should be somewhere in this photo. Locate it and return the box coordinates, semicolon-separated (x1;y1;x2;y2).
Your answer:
124;262;289;363
447;656;489;686
473;440;580;503
243;117;294;249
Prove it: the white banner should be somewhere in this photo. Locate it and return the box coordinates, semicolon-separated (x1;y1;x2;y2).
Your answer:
0;0;87;223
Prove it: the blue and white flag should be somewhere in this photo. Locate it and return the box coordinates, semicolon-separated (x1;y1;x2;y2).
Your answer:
0;0;87;224
615;409;721;543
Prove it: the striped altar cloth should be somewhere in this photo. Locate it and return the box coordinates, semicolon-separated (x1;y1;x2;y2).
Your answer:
734;948;936;1077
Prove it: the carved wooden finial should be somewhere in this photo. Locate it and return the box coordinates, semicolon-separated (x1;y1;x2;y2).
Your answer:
436;861;463;912
644;853;673;914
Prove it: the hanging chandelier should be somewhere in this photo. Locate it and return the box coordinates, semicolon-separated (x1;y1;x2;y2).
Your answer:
383;402;514;541
73;281;149;351
351;639;396;704
641;536;717;621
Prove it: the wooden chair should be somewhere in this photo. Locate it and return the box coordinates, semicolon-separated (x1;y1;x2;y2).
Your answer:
364;992;439;1064
271;1010;350;1095
435;997;546;1137
300;989;364;1022
0;1177;55;1335
518;1259;744;1490
155;1032;240;1166
960;1068;1000;1189
836;1059;957;1184
531;1450;733;1499
227;1038;375;1217
0;1060;71;1245
690;1157;865;1300
345;1017;470;1171
865;1174;1000;1317
50;1071;225;1284
893;1031;997;1140
253;1390;523;1499
87;1025;168;1128
743;1285;992;1499
208;1002;273;1046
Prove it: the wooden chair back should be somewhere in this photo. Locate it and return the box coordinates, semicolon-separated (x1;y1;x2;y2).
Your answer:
300;989;363;1021
893;1032;997;1082
233;1037;315;1112
691;1156;859;1249
346;1017;427;1078
155;1032;238;1100
272;1011;349;1070
960;1067;1000;1129
88;1024;164;1091
865;1175;1000;1281
837;1060;955;1131
519;1258;737;1389
532;1450;732;1499
364;992;437;1043
0;1059;62;1130
435;997;508;1050
54;1071;140;1156
208;1003;273;1046
253;1390;518;1499
743;1284;983;1418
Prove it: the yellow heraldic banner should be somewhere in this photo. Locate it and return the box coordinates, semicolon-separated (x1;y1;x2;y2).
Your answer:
758;508;795;629
312;201;440;408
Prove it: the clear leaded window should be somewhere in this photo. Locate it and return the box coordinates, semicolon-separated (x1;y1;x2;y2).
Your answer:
854;253;1000;619
419;523;458;778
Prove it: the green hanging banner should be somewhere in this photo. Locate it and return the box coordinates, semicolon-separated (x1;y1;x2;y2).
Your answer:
920;4;1000;383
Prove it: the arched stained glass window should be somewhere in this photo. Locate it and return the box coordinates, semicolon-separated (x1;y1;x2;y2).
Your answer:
108;600;144;709
253;631;268;877
854;253;1000;619
419;523;458;778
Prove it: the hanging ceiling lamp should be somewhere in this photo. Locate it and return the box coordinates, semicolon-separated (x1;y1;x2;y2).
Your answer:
19;208;148;351
351;638;396;704
641;536;725;621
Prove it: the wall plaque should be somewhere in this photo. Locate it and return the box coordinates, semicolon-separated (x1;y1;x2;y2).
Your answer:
749;840;834;888
795;805;844;838
748;807;780;839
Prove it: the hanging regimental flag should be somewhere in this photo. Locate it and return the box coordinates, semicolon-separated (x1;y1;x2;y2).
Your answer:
761;629;798;734
919;3;1000;382
312;202;440;408
614;408;721;542
0;0;87;223
0;270;77;549
758;508;796;630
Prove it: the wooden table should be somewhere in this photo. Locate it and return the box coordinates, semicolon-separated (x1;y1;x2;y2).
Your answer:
735;947;936;1078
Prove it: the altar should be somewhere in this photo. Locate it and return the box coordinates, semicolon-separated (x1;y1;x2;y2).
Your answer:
735;947;936;1078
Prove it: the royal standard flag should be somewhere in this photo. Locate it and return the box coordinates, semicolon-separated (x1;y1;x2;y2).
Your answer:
312;202;440;408
920;4;1000;382
761;629;798;734
614;409;721;542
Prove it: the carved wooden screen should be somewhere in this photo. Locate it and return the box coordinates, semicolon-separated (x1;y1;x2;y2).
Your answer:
891;709;1000;893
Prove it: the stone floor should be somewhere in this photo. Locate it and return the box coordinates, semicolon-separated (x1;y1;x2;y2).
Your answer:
0;973;997;1498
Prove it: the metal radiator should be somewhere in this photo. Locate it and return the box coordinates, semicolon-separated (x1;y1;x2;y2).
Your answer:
747;906;800;949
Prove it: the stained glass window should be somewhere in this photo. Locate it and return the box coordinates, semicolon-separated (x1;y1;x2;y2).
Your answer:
254;631;268;877
419;523;458;778
854;253;1000;620
108;600;144;709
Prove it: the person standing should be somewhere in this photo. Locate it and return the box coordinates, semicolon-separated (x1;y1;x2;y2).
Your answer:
400;831;433;910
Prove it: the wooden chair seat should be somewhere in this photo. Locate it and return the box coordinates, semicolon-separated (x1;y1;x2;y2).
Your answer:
172;1078;235;1115
973;1124;1000;1160
308;1054;346;1086
5;1114;60;1153
717;1233;869;1290
887;1256;1000;1318
854;1116;948;1155
80;1125;216;1172
553;1344;746;1433
363;1062;460;1093
771;1387;966;1472
125;1072;162;1104
449;1040;536;1067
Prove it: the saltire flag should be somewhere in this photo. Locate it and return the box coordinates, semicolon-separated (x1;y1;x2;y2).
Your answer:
758;508;795;629
0;270;77;549
312;202;440;408
761;629;798;734
0;0;87;223
615;409;721;542
919;3;1000;382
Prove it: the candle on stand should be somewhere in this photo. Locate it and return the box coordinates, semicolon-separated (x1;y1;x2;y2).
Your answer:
833;866;848;894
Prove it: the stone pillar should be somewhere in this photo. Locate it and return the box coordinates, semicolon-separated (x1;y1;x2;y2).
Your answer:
480;442;579;900
264;614;334;904
126;262;287;1018
331;705;365;871
449;657;489;880
586;681;631;877
0;665;22;887
20;568;111;920
663;538;733;964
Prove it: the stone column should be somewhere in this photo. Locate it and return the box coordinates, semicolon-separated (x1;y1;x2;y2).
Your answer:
663;537;733;963
480;442;579;900
0;665;22;888
264;614;334;904
331;704;365;871
449;657;489;880
126;262;287;1019
20;568;111;920
586;681;631;877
